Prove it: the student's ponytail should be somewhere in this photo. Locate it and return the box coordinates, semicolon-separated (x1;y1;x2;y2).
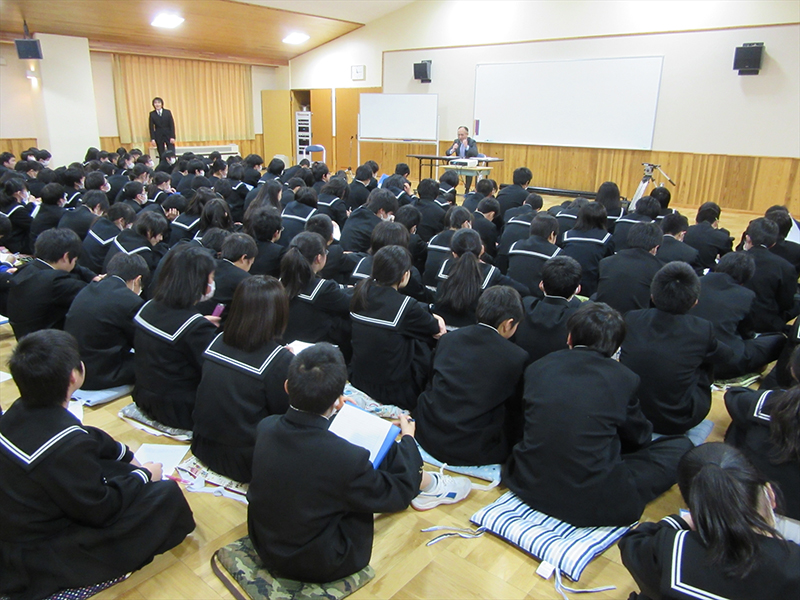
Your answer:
678;443;782;579
280;231;326;299
351;245;411;313
437;228;483;315
770;346;800;464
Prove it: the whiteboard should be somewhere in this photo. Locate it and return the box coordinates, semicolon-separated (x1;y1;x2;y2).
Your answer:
360;94;438;141
473;56;663;150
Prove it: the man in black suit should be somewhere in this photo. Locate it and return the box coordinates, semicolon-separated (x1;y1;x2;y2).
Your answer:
444;126;479;193
683;202;733;272
596;222;663;314
742;217;798;334
149;97;176;159
690;251;784;379
496;167;533;218
657;213;701;273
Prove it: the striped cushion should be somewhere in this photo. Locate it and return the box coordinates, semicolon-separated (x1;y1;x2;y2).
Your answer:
470;491;632;582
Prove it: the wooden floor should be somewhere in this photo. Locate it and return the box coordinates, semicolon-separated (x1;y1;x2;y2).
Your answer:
0;202;765;600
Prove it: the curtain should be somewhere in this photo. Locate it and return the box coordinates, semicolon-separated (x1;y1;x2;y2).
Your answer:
112;54;253;145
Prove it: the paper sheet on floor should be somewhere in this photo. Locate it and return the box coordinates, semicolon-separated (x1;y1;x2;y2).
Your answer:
134;443;190;479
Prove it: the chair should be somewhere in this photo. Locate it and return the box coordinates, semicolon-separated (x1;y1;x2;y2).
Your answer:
299;144;326;164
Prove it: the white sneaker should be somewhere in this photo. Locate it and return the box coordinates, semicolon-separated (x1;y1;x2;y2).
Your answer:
411;472;472;511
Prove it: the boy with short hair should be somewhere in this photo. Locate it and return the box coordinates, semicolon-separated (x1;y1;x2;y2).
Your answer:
620;262;733;434
416;286;529;466
683;202;734;271
0;330;194;599
248;343;470;583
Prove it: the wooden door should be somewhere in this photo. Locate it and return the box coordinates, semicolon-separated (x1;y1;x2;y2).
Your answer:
309;89;333;166
334;87;381;173
261;90;293;160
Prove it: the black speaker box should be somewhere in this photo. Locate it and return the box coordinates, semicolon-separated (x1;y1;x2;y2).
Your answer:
733;44;763;75
15;39;43;60
414;61;431;83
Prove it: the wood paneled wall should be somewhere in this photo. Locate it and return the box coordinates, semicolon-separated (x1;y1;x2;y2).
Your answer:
371;140;798;215
0;139;38;159
99;135;266;158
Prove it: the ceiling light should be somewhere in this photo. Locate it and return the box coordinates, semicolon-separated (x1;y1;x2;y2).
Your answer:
283;32;309;45
151;13;184;29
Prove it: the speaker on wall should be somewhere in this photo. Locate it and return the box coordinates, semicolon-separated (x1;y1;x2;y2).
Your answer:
733;43;763;76
414;60;432;83
15;39;42;60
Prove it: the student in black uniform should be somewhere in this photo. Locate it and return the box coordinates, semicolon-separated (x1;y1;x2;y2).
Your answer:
79;203;137;273
462;178;495;213
280;231;351;350
742;217;797;334
412;178;447;243
621;262;733;435
0;176;34;254
504;302;694;527
244;179;283;218
472;197;501;258
650;185;675;223
764;206;800;276
193;276;293;483
340;188;398;253
279;187;319;248
683;201;734;272
245;207;284;277
506;212;562;297
620;443;800;600
690;251;785;380
513;255;583;365
553;197;589;243
102;210;168;277
434;228;530;328
315;176;350;230
64;253;148;391
350;245;446;410
196;232;256;319
304;214;347;284
495;167;532;218
596;222;663;314
416;286;529;466
347;164;372;211
435;170;459;208
594;181;625;233
247;343;470;583
656;212;701;272
725;346;800;520
133;244;219;430
29;182;66;246
560;202;615;297
310;162;329;194
58;189;108;241
394;204;427;272
423;205;473;287
612;196;660;252
496;192;543;272
0;330;195;600
7;228;98;339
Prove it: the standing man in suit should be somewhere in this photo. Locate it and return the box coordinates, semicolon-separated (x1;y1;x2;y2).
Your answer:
445;126;479;193
149;97;176;159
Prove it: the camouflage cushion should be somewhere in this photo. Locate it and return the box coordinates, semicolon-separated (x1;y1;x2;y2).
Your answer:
213;536;374;600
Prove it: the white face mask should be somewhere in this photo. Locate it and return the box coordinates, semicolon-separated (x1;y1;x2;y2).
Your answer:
200;279;215;303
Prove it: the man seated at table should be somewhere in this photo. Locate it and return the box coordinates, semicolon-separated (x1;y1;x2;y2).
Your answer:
445;126;479;193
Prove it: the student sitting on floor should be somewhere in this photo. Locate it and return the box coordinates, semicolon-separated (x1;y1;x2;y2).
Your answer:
619;443;800;600
7;228;99;339
506;212;561;297
683;201;734;272
79;202;137;274
64;253;148;391
620;262;733;435
725;345;800;520
193;276;293;483
0;330;195;600
611;195;660;252
244;206;284;277
247;343;470;583
656;212;701;273
690;251;785;380
503;302;694;527
495;192;543;273
423;205;473;287
595;222;664;314
29;182;66;247
416;286;529;466
513;255;583;365
433;228;530;328
350;245;446;410
196;232;256;320
133;244;219;430
279;231;352;352
279;187;319;248
412;178;447;243
340;188;399;253
102;210;169;276
560;202;614;297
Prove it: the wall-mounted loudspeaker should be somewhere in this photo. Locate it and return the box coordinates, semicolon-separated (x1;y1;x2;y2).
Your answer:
414;61;432;83
733;43;763;76
15;39;42;60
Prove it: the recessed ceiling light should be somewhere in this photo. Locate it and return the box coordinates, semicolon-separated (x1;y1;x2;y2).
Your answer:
151;13;184;29
283;32;310;45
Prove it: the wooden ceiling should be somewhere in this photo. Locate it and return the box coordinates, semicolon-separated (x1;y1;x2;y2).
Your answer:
0;0;364;66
